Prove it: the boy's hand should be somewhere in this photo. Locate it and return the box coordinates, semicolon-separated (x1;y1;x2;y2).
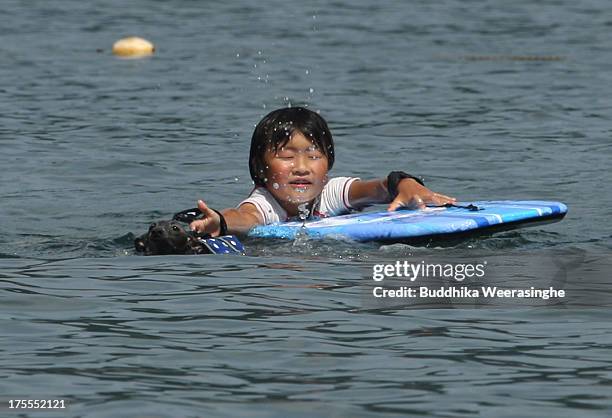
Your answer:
189;200;222;236
388;179;456;211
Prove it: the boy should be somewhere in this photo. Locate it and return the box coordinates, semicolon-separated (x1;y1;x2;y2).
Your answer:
191;107;455;236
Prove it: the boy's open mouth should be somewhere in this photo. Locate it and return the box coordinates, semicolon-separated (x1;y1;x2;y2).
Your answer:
289;178;312;187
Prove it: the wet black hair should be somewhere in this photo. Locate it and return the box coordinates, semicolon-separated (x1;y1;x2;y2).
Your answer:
249;107;335;187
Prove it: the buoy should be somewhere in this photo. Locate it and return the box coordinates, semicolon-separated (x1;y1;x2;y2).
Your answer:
112;37;155;58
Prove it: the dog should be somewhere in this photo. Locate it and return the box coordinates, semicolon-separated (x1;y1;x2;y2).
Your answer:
134;220;245;256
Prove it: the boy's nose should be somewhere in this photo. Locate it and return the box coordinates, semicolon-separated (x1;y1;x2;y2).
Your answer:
291;155;311;174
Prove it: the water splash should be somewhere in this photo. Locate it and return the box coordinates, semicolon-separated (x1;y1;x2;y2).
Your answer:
293;203;310;243
297;203;310;232
297;203;310;221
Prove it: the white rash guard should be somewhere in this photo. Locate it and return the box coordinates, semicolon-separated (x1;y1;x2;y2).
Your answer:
239;177;359;225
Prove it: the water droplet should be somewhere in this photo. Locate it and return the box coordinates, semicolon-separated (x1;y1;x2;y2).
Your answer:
309;88;314;93
236;53;240;58
272;182;279;190
305;69;310;75
234;177;239;182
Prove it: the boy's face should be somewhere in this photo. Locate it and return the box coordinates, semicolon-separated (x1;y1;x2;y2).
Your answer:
263;131;329;215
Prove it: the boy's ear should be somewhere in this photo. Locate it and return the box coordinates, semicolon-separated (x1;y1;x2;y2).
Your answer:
134;237;147;252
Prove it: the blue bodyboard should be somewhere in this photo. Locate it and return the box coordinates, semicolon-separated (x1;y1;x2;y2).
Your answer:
248;200;567;244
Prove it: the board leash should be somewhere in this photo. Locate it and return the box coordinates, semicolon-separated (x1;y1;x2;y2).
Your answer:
436;203;483;211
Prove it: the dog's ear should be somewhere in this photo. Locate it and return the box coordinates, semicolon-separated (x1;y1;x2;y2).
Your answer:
134;237;147;253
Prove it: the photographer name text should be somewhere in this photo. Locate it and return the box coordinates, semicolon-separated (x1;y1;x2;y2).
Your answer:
371;261;565;300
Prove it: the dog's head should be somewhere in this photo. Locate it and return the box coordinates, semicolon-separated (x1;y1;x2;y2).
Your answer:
134;220;193;255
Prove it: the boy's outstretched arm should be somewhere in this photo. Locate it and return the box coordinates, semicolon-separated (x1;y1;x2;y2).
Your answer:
189;200;263;237
348;177;455;211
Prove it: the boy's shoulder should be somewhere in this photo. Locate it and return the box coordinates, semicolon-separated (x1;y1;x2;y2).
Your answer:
319;177;360;215
323;176;359;192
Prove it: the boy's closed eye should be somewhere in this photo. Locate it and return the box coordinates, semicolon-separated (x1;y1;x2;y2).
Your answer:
275;148;324;160
276;154;324;161
275;151;295;159
304;146;325;159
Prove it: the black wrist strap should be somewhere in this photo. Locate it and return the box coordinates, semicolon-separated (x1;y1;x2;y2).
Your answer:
387;171;425;200
212;209;228;236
